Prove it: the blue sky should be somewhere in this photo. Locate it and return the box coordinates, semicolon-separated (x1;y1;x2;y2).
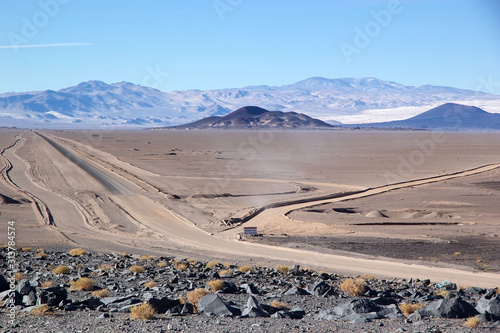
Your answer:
1;0;499;93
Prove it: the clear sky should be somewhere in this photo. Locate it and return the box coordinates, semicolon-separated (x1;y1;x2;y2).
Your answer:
1;0;499;93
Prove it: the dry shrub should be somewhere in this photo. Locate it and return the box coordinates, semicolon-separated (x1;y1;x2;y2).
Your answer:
187;288;211;311
99;263;112;270
219;269;232;277
41;281;53;288
436;290;450;298
129;265;146;273
156;261;168;267
129;303;157;320
175;262;189;271
340;278;366;296
37;248;44;252
70;277;95;291
398;302;425;317
68;248;88;256
276;265;289;274
238;265;252;273
139;254;155;261
187;258;199;265
465;316;481;328
14;272;24;281
361;274;376;280
224;263;234;268
178;295;187;304
35;252;48;259
21;247;32;252
496;287;500;294
144;281;158;288
270;301;289;310
92;288;111;298
206;261;219;269
52;265;71;274
30;304;54;316
207;279;225;291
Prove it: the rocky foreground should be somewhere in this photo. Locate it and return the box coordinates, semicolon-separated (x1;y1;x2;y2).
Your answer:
0;247;499;333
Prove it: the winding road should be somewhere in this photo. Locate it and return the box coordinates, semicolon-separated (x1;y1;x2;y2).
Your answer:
3;131;500;288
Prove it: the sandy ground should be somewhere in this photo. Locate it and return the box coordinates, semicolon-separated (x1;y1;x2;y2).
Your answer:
1;128;500;287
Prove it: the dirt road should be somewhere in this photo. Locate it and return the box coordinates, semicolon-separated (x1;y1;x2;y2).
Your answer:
3;131;500;288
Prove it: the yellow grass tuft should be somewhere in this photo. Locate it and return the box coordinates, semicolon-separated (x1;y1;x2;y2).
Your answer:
92;288;111;298
224;262;234;268
218;269;232;277
361;274;376;280
21;247;33;252
70;277;95;291
156;261;168;267
270;301;289;310
340;278;366;296
465;316;481;328
206;261;219;269
35;252;48;259
41;281;53;288
398;302;425;317
436;290;450;298
129;265;146;273
187;258;199;265
37;248;44;252
178;295;187;304
207;279;225;291
30;304;54;316
187;288;211;312
139;254;155;261
98;263;112;270
175;262;189;271
143;281;158;288
129;303;157;320
52;265;71;275
68;248;88;256
14;272;24;281
276;265;289;274
238;265;252;273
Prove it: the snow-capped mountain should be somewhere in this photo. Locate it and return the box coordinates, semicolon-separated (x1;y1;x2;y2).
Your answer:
0;77;498;128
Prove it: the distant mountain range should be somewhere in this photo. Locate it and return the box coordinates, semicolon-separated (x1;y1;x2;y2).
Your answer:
356;103;500;131
174;106;334;129
0;77;498;128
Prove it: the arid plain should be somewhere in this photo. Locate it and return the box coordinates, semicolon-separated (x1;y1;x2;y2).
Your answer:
1;128;500;287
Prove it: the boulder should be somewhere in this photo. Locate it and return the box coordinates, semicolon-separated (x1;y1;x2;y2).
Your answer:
283;286;310;296
476;290;500;316
0;275;9;292
409;297;478;320
37;286;67;306
316;299;381;320
16;279;34;295
240;283;260;295
241;296;270;318
197;293;241;316
306;281;331;296
146;297;181;313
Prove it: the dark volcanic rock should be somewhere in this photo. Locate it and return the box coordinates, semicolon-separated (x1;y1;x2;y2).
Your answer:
241;296;270;318
409;297;479;320
0;275;9;292
197;293;241;316
476;290;500;316
37;286;67;306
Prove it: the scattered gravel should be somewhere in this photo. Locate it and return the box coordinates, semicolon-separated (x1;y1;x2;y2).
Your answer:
1;247;499;332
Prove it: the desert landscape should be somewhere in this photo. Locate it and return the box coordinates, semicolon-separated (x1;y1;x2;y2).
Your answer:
2;126;500;332
2;128;500;279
